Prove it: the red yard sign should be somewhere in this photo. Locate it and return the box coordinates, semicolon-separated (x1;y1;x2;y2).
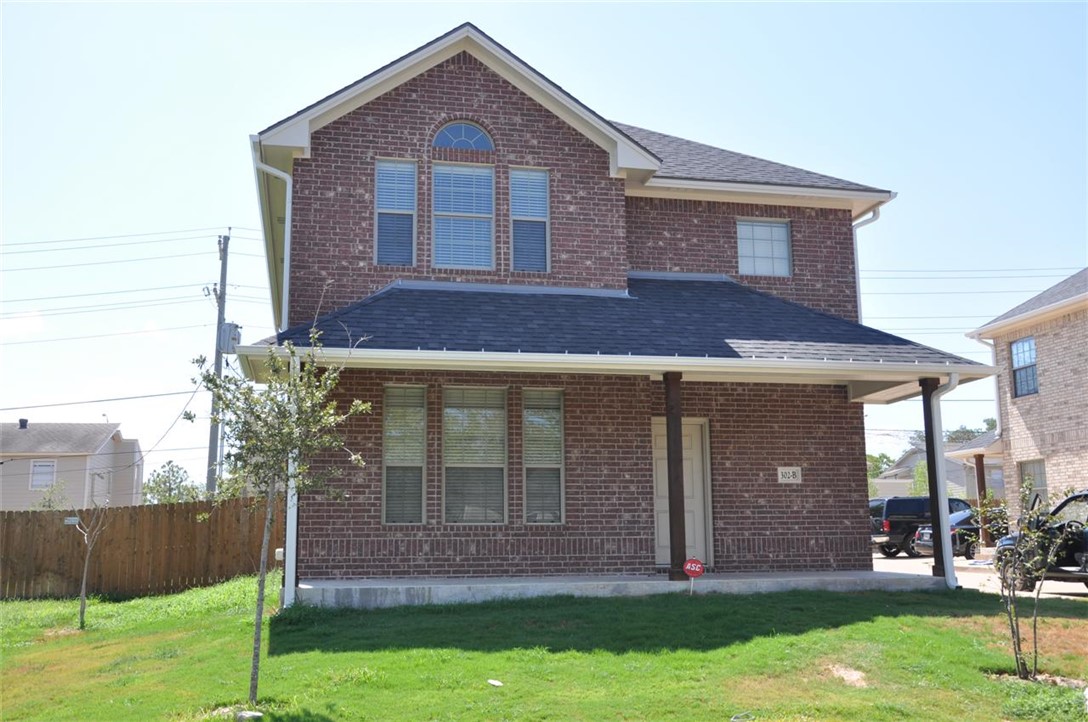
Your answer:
683;558;705;578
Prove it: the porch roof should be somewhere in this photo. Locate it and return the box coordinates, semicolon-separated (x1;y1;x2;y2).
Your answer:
238;277;991;403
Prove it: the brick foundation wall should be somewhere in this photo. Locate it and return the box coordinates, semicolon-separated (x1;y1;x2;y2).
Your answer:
296;370;871;579
287;52;628;326
626;198;859;321
993;308;1088;516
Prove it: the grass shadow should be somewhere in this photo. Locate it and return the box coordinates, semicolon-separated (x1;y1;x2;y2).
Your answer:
268;587;1088;657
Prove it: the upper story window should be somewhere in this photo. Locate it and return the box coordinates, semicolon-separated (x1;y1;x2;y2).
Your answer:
375;160;416;266
433;164;494;269
433;122;494;151
510;169;549;272
30;459;56;490
1011;337;1038;397
737;220;791;277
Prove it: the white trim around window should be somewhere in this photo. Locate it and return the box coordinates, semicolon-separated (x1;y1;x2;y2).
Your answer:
737;219;791;277
375;159;418;267
510;167;550;273
432;163;495;270
522;388;564;524
442;387;507;524
382;385;426;524
29;459;56;490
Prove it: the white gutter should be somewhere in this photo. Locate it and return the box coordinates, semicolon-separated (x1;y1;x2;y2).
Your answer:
251;143;294;333
283;354;300;607
851;206;882;323
930;372;960;589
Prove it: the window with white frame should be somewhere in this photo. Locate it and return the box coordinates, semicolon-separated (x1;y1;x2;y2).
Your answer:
433;122;495;151
511;169;549;272
1011;337;1038;397
375;160;416;266
29;459;56;490
1018;459;1047;509
383;387;426;524
523;390;563;523
433;164;494;269
737;220;791;277
443;388;506;523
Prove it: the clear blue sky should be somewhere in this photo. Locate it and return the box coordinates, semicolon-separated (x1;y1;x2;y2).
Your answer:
2;3;1085;488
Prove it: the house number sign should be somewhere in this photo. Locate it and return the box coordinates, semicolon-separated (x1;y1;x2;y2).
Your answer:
778;467;802;484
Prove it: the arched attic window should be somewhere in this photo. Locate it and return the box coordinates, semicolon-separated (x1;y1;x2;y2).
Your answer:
433;122;494;151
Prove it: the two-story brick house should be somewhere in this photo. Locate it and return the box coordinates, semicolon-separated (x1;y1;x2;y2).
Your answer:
970;267;1087;513
239;24;990;605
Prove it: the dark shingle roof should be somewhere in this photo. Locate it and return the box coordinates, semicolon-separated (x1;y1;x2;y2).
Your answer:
612;122;887;193
1;423;120;455
982;267;1088;328
951;429;999;454
279;278;979;367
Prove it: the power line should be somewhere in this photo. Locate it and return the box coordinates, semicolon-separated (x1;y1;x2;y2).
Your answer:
863;289;1046;296
860;274;1071;281
859;266;1081;273
2;250;214;273
3;282;265;304
0;390;206;412
0;233;257;256
3;226;258;247
0;324;213;346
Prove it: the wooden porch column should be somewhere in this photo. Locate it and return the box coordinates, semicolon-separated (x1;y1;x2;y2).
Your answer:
664;372;687;581
974;453;992;545
920;377;947;576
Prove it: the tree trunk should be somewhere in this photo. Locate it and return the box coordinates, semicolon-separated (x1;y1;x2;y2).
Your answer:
79;544;92;630
248;486;277;706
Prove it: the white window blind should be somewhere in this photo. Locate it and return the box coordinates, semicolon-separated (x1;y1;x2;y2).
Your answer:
511;169;549;272
30;459;55;490
433;164;493;269
1019;459;1047;509
444;388;506;523
384;387;425;523
375;160;416;266
737;220;791;277
523;390;563;523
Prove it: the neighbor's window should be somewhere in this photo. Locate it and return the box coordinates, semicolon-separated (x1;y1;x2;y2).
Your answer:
375;160;417;266
523;390;563;523
433;122;495;151
29;459;55;490
433;164;494;269
383;387;426;524
737;220;791;277
511;169;549;272
1011;337;1038;397
1018;459;1047;509
443;388;506;523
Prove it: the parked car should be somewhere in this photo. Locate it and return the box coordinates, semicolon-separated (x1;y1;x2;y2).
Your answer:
870;496;972;558
996;490;1088;591
913;509;982;559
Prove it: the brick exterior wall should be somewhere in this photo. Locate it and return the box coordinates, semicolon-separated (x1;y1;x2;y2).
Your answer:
993;307;1088;517
287;52;628;327
626;198;859;320
297;370;871;579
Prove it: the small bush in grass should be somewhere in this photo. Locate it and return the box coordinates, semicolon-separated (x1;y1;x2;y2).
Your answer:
1002;680;1087;721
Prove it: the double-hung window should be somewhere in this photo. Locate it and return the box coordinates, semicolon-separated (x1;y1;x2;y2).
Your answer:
30;459;55;490
375;160;416;266
443;388;506;523
433;164;494;269
523;390;563;523
383;387;426;524
511;169;549;272
1010;337;1038;397
737;220;791;277
1019;459;1047;508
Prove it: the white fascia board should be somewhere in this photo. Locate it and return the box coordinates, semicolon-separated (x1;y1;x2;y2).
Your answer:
630;178;895;219
251;137;285;330
968;294;1088;340
256;27;658;177
236;344;991;389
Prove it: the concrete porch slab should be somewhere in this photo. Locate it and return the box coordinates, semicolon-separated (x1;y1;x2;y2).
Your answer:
296;570;946;609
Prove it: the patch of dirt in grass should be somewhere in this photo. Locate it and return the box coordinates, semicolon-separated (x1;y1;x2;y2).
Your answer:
827;664;868;687
944;615;1088;678
43;627;80;639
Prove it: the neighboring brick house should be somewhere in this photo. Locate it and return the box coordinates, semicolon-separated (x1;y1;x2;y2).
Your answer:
240;24;990;600
0;420;143;511
970;267;1088;513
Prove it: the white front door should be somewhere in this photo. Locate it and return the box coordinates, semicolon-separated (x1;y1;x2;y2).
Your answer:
652;418;709;566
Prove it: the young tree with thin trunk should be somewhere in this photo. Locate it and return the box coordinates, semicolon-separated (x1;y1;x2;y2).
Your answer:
74;499;109;630
188;332;369;707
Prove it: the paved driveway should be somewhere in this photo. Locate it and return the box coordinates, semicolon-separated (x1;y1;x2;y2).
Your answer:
871;552;1088;600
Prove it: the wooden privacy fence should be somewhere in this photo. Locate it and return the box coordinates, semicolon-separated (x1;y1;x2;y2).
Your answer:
0;497;285;599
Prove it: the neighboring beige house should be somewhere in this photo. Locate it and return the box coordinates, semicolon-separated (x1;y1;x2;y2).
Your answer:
970;267;1088;513
0;420;143;510
873;438;1003;501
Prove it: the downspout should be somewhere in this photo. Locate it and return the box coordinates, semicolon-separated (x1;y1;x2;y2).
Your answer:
250;141;294;333
851;205;882;324
282;353;301;607
931;372;960;589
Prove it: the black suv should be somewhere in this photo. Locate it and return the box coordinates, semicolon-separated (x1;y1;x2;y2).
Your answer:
996;490;1088;591
870;496;972;557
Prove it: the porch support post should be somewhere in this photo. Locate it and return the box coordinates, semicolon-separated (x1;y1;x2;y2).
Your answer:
920;377;947;577
974;453;991;545
664;372;687;581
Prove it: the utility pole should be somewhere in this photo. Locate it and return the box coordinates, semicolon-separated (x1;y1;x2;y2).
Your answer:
205;231;230;493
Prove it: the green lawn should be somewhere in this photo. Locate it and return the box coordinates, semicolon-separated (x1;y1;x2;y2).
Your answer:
2;577;1086;721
